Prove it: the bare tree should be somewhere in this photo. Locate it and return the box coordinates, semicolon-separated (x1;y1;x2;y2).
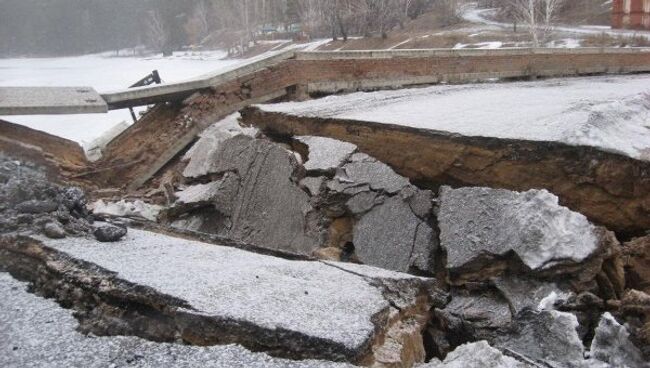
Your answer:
509;0;564;46
509;0;540;46
541;0;564;41
146;9;168;53
185;1;210;46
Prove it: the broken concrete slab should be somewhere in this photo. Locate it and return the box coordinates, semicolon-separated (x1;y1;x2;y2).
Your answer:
421;341;531;368
493;310;585;365
174;135;321;255
433;288;513;344
174;175;239;212
242;105;650;236
0;228;443;364
182;113;258;179
0;272;353;368
0;86;108;115
296;136;357;173
353;195;436;274
335;153;410;194
438;186;612;281
590;312;649;368
493;277;568;316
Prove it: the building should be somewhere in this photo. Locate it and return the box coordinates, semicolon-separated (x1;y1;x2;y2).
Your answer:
612;0;650;30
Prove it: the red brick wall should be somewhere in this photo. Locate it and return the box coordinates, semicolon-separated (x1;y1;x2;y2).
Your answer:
612;0;650;30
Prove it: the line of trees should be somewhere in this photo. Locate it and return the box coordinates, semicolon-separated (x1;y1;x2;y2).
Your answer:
0;0;445;57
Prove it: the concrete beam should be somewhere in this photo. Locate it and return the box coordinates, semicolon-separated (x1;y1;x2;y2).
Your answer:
102;50;296;110
0;87;108;115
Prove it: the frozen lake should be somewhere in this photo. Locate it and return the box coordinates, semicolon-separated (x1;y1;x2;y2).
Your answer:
0;51;244;145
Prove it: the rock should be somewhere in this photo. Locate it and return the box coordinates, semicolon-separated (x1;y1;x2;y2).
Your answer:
590;312;649;368
182;113;258;179
43;221;66;239
295;136;357;173
623;235;650;294
420;341;530;368
0;155;93;239
619;290;650;359
61;187;86;211
0;229;444;365
438;186;610;281
93;224;127;242
493;310;584;365
15;199;59;214
353;195;436;273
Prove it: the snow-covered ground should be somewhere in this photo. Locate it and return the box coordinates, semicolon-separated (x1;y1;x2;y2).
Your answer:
259;74;650;161
462;3;650;41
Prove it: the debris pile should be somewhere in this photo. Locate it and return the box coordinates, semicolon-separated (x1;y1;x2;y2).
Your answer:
1;113;649;367
0;154;126;243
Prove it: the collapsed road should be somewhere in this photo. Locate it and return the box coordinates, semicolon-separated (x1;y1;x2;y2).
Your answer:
1;48;650;367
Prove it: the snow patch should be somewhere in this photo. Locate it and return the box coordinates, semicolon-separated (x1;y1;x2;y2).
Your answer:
90;200;162;222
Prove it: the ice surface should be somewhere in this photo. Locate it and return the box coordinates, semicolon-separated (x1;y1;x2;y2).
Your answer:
37;228;396;350
0;272;353;368
0;51;243;144
260;75;650;161
0;42;318;144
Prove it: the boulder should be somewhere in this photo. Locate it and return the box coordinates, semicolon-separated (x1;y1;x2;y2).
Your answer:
43;221;66;239
93;224;127;242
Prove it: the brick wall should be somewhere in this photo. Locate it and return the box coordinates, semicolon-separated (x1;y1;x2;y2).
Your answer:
613;0;650;30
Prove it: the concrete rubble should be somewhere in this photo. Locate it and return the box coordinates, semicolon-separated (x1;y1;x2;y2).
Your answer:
1;112;649;367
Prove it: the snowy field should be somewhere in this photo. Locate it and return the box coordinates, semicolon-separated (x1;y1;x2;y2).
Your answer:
259;74;650;161
0;51;252;145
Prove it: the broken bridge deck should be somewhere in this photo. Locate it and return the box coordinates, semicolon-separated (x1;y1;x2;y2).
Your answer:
0;86;108;115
